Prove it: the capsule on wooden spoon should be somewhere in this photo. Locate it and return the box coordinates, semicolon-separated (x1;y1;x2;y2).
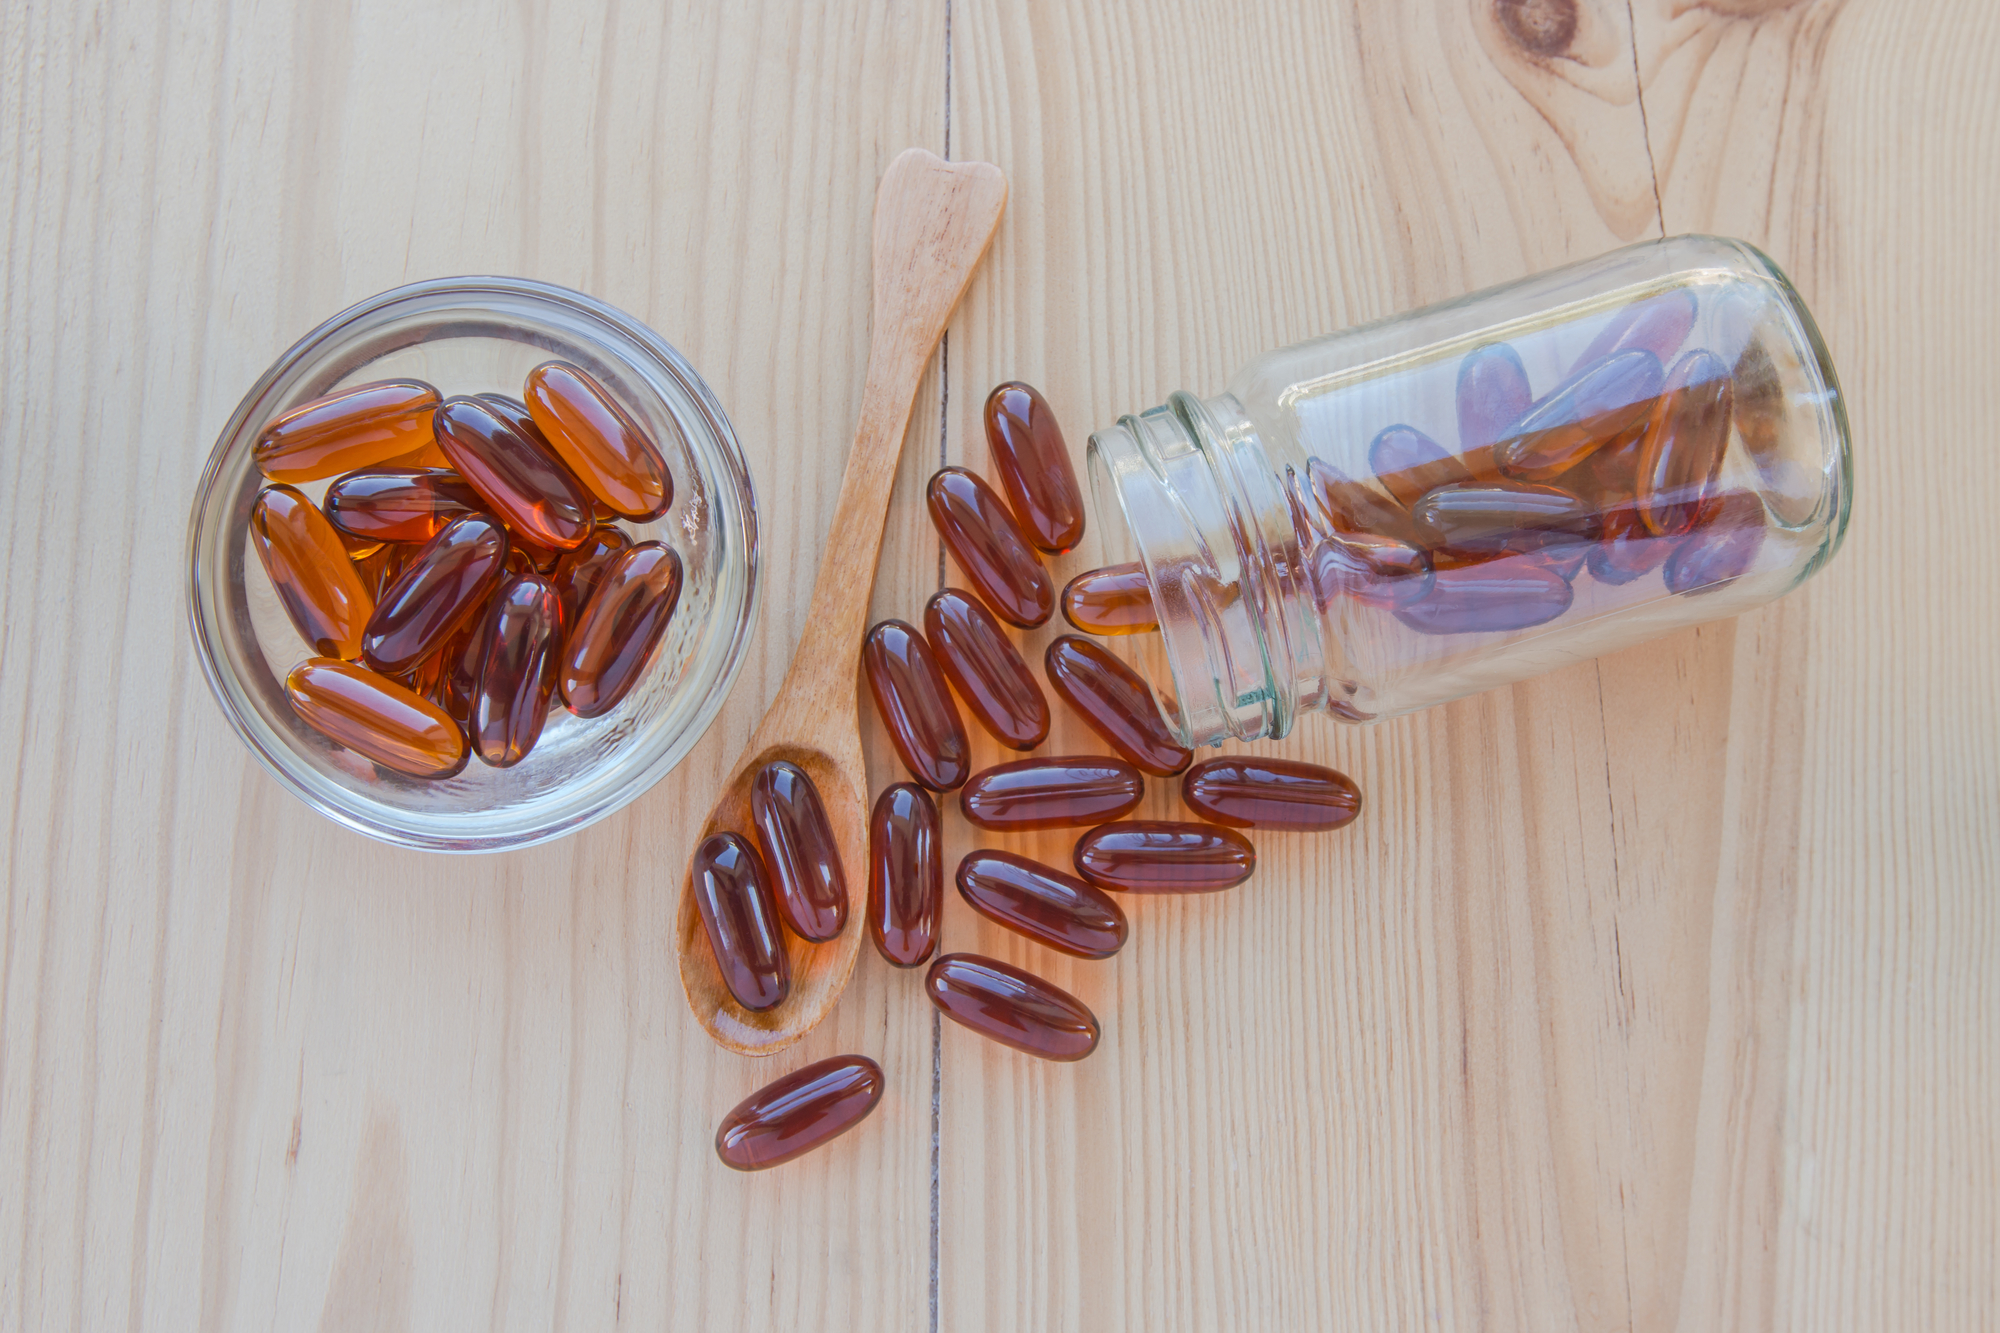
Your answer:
692;832;791;1012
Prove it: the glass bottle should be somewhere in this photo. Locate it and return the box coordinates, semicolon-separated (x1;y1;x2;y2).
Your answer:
1086;236;1850;746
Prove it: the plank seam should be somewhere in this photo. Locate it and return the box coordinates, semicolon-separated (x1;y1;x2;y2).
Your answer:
932;4;953;1331
1624;0;1666;233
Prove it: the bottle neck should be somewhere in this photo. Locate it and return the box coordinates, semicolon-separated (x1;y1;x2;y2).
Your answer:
1086;390;1330;748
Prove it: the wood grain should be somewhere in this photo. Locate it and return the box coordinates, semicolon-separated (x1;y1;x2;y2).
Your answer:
1;0;1994;1330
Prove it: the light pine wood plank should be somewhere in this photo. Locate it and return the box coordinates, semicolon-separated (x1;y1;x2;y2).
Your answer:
1631;1;2000;1326
940;1;1996;1331
0;2;946;1330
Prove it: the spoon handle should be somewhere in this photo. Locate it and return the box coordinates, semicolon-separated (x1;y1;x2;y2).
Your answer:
760;150;1006;746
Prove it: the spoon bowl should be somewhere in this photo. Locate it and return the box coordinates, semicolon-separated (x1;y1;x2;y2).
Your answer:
674;739;866;1051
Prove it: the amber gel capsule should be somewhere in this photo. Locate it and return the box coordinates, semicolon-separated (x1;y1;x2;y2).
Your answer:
1072;821;1256;894
435;395;595;551
471;573;565;768
692;832;791;1011
1498;350;1666;481
1412;481;1597;555
751;761;849;943
473;391;556;448
362;514;511;676
925;467;1054;628
959;756;1143;832
1636;350;1734;537
286;658;467;779
1575;287;1698;370
1061;563;1158;637
1369;424;1474;508
863;620;970;791
983;381;1086;553
715;1055;885;1172
1392;559;1574;635
254;380;441;483
1585;511;1676;586
1456;342;1533;454
1308;532;1434;610
1181;756;1361;831
1665;490;1766;596
1306;458;1419;543
923;589;1049;751
524;362;675;520
251;485;375;659
551;526;631;624
955;851;1127;960
869;783;939;968
1044;635;1193;777
925;954;1100;1061
560;542;683;717
323;467;487;544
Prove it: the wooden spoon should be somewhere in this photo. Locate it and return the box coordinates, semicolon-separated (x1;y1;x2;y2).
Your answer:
674;148;1007;1054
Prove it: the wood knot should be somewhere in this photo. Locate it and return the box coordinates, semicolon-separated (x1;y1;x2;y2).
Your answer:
1494;0;1577;56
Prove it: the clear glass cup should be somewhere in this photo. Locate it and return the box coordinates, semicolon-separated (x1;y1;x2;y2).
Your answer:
187;276;760;851
1087;236;1851;745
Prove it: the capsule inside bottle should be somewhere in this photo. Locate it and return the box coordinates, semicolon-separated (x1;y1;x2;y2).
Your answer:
714;1055;884;1171
924;954;1100;1061
868;783;939;968
1060;563;1158;636
551;526;631;625
923;589;1048;751
323;467;488;545
692;831;791;1012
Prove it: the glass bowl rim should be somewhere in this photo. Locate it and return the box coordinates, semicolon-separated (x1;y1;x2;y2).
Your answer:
185;274;760;853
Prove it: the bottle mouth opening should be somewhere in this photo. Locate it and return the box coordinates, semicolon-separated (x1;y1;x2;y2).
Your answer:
1085;396;1323;748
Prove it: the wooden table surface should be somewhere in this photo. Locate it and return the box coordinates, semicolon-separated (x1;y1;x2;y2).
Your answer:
4;1;1995;1329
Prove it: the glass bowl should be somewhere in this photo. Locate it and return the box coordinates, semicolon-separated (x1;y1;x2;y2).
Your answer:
187;276;759;852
